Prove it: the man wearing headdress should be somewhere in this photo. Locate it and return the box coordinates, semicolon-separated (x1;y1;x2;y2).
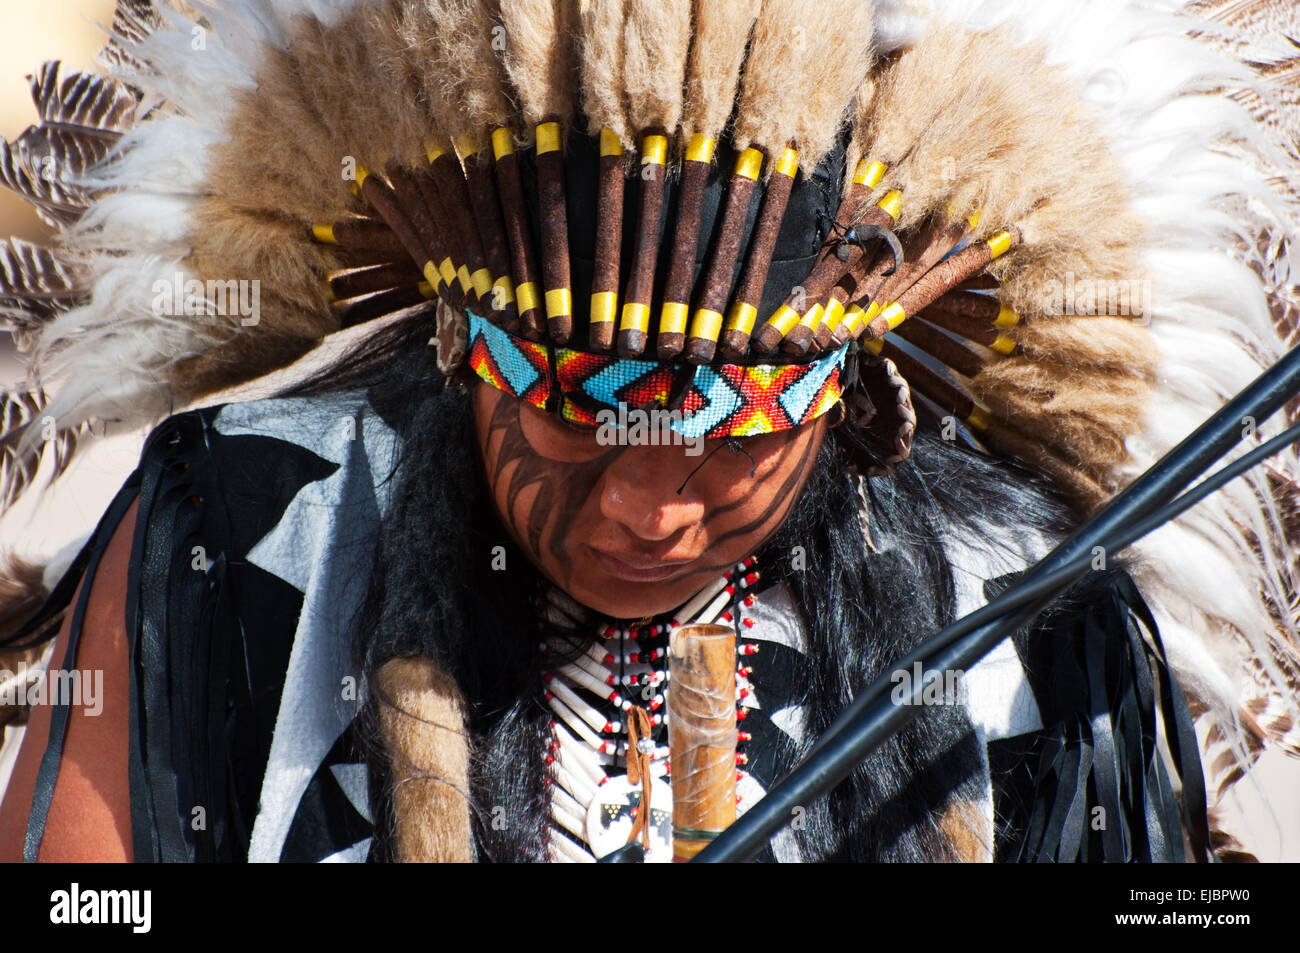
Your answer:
0;0;1297;862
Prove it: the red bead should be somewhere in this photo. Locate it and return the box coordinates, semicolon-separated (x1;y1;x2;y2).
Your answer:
742;618;754;628
736;708;748;721
736;753;748;765
721;611;733;623
738;731;752;742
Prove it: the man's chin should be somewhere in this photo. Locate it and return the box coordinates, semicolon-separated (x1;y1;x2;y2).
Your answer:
565;573;707;623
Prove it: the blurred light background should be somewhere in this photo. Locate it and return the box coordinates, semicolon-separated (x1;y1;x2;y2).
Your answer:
0;1;116;383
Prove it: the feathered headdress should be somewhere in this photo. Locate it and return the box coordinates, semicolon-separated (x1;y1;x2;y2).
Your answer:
1;0;1298;855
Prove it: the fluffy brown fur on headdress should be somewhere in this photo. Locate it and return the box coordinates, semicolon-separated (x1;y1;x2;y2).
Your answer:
578;0;631;143
734;0;875;165
622;0;693;136
498;0;580;129
857;23;1155;503
682;0;759;142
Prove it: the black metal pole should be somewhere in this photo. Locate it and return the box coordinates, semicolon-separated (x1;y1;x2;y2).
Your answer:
694;344;1300;862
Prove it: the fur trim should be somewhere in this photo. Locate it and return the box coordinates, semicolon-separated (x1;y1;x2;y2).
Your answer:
375;655;474;862
578;0;632;142
734;0;876;165
682;0;759;142
623;0;693;135
498;0;580;128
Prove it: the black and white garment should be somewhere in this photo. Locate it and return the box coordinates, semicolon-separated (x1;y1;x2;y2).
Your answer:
15;391;1208;862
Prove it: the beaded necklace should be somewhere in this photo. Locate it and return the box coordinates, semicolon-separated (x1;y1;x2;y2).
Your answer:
537;557;765;862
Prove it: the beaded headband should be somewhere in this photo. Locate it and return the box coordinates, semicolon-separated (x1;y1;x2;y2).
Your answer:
465;310;849;439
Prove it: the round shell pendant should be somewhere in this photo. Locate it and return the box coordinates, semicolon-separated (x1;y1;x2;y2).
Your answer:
585;774;674;862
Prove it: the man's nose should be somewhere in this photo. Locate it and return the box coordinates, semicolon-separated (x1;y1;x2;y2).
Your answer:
598;444;706;541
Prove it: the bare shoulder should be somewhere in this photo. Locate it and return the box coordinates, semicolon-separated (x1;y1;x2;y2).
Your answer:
0;499;138;862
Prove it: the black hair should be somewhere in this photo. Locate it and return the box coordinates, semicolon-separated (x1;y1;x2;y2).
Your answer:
288;311;1083;861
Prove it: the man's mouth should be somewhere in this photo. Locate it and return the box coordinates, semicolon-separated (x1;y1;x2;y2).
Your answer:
585;545;695;583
